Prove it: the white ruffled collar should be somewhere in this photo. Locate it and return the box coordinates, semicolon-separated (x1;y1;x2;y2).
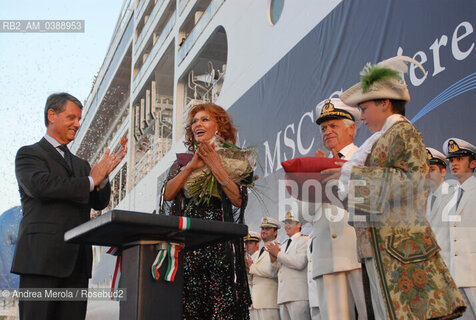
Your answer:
338;114;408;200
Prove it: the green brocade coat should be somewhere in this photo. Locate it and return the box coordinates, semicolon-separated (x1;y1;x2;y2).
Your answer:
348;121;466;320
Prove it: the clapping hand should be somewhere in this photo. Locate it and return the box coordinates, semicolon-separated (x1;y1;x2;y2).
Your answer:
265;241;280;262
109;144;127;174
196;141;221;170
315;149;326;157
90;144;128;186
90;150;114;186
245;254;253;271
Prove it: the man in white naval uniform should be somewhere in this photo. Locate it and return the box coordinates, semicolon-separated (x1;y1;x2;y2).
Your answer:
425;147;456;270
312;98;367;320
246;217;281;320
443;138;476;320
267;211;310;320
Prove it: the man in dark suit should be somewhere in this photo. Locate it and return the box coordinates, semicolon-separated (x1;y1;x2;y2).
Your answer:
11;92;126;320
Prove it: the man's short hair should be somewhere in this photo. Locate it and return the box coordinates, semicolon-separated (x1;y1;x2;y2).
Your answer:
342;118;357;139
374;98;406;116
44;92;83;127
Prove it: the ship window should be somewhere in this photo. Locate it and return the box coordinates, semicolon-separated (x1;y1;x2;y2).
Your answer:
267;0;284;25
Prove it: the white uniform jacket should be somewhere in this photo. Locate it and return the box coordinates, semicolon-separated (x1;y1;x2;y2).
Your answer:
426;181;457;271
249;248;279;309
312;144;361;279
248;250;260;297
452;175;476;287
307;237;319;308
273;232;310;304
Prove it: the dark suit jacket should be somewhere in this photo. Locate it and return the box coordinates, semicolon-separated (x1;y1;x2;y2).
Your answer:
11;138;111;278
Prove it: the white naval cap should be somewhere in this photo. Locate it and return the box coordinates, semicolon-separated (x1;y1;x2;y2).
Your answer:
260;217;281;229
244;231;261;242
426;147;448;167
315;98;362;129
442;138;476;159
281;210;300;223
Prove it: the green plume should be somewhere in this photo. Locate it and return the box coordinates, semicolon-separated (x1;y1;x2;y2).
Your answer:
360;63;400;93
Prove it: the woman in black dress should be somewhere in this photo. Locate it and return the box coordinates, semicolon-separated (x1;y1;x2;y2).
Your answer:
162;103;251;319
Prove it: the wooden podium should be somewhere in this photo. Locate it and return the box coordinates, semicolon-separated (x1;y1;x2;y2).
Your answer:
65;210;248;320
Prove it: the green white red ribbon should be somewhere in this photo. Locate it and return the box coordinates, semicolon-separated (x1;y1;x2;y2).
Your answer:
178;216;191;230
151;242;184;282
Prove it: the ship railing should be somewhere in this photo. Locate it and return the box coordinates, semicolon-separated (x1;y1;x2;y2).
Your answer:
135;0;151;27
178;0;190;15
131;136;172;189
134;0;166;60
133;12;176;88
177;0;225;64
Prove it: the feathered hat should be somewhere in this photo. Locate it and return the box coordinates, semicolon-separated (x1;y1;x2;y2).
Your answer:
341;56;427;107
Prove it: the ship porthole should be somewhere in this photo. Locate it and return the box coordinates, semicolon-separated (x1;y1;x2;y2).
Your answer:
267;0;284;25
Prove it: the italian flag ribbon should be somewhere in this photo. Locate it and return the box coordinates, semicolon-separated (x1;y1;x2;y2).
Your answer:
106;247;122;301
151;217;189;281
151;242;184;282
178;216;191;231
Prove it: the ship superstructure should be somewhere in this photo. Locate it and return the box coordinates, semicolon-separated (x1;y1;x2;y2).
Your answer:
69;0;476;317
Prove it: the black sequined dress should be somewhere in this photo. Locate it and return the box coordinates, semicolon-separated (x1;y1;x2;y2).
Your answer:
161;158;251;320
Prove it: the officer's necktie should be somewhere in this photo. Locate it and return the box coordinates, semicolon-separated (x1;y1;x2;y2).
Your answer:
456;188;464;210
337;152;344;159
258;247;265;258
285;239;292;252
430;195;437;211
58;145;73;169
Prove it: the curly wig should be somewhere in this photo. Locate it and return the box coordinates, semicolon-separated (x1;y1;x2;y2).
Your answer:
184;103;237;152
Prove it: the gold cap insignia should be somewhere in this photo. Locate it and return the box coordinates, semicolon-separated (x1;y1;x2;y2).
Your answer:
427;149;433;160
448;140;460;153
244;232;259;241
284;210;300;222
322;99;335;114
